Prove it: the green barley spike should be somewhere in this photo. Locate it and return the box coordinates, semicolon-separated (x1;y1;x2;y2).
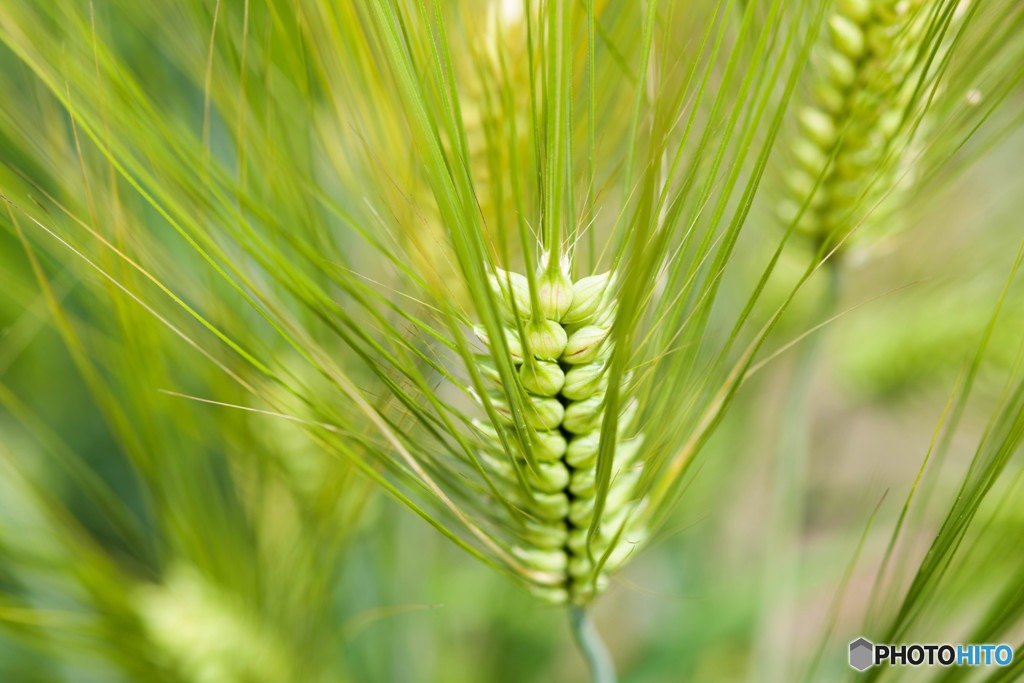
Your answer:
474;264;645;605
778;0;930;249
136;565;294;683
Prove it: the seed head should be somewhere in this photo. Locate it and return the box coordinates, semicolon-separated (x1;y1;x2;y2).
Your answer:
777;0;931;247
472;265;647;604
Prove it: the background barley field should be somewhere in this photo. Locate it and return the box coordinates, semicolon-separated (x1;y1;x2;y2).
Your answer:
1;0;1023;681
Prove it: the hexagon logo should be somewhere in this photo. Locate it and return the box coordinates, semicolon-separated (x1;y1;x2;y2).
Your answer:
849;637;874;672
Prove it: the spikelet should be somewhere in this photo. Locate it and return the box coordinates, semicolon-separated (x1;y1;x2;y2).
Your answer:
777;0;930;249
474;262;646;605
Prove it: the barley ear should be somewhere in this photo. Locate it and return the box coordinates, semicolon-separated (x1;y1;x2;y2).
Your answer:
475;265;645;605
778;0;935;251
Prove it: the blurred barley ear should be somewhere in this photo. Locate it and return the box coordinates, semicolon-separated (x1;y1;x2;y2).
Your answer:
775;0;974;255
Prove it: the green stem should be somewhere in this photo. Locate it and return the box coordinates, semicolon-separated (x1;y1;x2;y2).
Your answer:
569;606;617;683
751;263;840;682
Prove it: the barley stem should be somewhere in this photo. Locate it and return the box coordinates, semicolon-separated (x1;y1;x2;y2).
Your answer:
753;263;841;680
569;606;617;683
